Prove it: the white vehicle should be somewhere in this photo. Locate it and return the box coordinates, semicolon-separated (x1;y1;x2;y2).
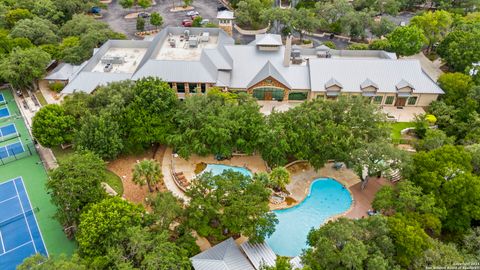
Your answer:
200;19;210;25
185;11;199;16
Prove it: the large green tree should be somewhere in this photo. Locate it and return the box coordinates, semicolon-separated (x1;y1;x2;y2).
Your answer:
260;97;389;169
47;151;107;238
437;23;480;73
148;192;184;231
0;47;51;89
373;181;446;236
303;216;398;269
170;91;265;158
74;110;124;160
408;145;480;234
132;159;163;192
124;77;178;152
103;227;191;270
9;17;59;45
185;171;277;242
386;25;426;56
410;10;453;52
18;254;87;270
76;197;145;257
235;0;273;29
32;104;75;147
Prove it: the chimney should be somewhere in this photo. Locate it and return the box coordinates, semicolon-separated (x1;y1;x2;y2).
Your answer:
283;35;292;67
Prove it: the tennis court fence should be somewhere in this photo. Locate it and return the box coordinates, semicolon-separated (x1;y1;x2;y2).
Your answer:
0;142;35;166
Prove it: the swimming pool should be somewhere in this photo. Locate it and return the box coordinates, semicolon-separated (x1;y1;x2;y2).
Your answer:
266;178;352;257
201;164;253;178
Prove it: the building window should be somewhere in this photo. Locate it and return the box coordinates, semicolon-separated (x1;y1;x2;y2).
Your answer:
200;83;206;93
373;95;383;104
177;83;185;93
288;92;308;100
407;96;418;105
385;96;395;105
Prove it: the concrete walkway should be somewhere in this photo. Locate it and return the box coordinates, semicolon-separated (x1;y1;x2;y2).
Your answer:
403;52;444;81
161;147;189;201
38;80;62;104
12;89;59;170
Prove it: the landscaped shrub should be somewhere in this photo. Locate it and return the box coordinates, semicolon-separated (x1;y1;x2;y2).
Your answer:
322;41;336;49
49;82;65;92
347;43;369;50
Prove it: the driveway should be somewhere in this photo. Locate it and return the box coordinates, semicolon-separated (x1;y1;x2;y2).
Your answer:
101;0;225;39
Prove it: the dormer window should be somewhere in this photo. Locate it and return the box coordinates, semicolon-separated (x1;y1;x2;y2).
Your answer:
396;79;414;96
325;78;342;97
360;78;378;97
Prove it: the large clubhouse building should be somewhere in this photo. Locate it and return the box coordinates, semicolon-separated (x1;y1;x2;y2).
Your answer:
59;27;443;107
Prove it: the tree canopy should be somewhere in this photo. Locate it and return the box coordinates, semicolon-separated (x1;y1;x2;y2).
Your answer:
0;46;51;89
169;91;265;158
185;171;277;243
47;151;107;238
76;197;145;257
386;25;427;56
32;104;75;147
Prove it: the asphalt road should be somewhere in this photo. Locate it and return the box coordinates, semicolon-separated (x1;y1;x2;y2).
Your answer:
100;0;225;39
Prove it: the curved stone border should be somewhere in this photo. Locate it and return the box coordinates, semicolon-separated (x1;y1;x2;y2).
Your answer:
234;24;269;35
284;159;308;169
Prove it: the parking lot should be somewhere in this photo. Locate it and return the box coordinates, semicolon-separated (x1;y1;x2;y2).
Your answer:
101;0;225;39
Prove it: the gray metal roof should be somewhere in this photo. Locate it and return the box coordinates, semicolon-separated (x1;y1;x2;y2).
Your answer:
191;238;255;270
396;79;414;90
325;77;343;89
309;59;443;94
203;49;232;70
45;63;81;81
290;256;303;269
61;72;131;94
217;10;234;19
247;61;291;89
224;45;310;89
360;78;379;89
255;34;282;46
132;60;216;83
240;241;276;270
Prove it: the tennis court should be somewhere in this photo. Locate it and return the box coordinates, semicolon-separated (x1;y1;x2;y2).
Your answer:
0;141;24;159
0;107;9;119
0;177;48;270
0;124;18;140
0;93;4;104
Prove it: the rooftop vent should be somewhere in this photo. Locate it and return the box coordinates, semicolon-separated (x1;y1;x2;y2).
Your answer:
101;56;125;64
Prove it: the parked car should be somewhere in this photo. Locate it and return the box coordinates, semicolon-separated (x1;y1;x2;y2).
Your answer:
217;6;228;11
185;11;199;16
91;6;101;14
200;19;210;25
190;14;199;20
138;12;151;18
182;19;192;27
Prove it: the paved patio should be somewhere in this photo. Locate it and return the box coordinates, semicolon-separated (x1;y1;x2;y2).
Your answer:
257;101;301;115
382;106;425;122
273;161;392;220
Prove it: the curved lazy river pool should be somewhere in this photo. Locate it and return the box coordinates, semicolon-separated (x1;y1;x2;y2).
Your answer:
266;178;352;257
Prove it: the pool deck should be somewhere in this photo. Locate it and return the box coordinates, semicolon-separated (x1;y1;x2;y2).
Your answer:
163;147;268;201
273;162;392;220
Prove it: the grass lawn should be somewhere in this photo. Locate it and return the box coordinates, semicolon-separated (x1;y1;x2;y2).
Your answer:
105;169;124;195
390;122;415;140
51;146;124;195
35;91;48;106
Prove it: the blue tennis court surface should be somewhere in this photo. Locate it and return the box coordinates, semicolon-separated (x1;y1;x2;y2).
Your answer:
0;107;9;119
0;142;24;159
0;94;4;104
0;124;17;139
0;178;48;270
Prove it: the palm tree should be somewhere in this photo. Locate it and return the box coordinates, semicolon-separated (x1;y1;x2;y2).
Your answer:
269;167;291;191
132;159;163;192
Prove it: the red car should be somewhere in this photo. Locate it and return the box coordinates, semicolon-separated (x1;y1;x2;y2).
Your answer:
182;19;192;27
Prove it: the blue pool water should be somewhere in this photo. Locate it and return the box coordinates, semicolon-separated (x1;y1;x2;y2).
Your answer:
202;164;253;177
266;178;352;257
